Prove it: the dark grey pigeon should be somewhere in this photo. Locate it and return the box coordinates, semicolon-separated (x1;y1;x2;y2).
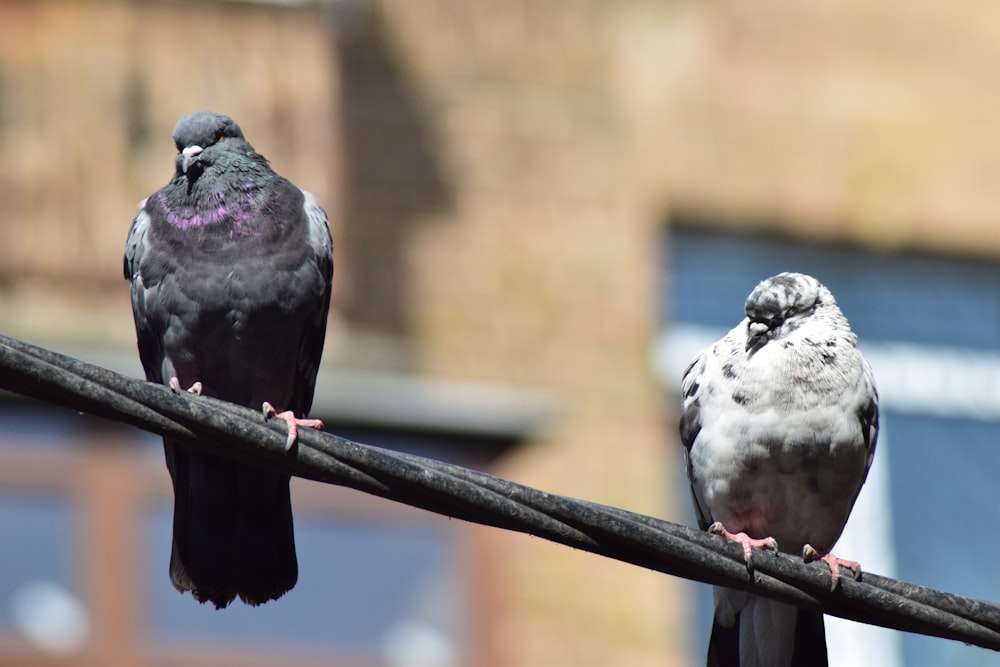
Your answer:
123;111;333;608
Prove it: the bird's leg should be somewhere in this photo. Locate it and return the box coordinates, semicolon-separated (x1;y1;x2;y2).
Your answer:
803;544;861;591
262;402;324;451
709;522;779;571
168;377;203;395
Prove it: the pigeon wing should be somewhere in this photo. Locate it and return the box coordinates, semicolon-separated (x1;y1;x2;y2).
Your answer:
679;353;714;532
287;190;333;417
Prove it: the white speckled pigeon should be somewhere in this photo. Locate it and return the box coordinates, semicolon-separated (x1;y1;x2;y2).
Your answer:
679;272;878;667
124;111;333;608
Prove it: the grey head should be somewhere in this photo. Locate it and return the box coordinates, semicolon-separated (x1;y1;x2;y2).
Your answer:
743;272;834;353
171;111;251;178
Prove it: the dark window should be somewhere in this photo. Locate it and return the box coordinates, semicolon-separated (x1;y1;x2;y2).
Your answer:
0;398;492;666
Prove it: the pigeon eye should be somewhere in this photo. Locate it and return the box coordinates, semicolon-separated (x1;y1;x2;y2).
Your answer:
216;133;226;144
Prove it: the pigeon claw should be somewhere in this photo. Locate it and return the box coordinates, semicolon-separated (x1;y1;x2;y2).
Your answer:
803;544;861;591
168;377;203;395
262;401;324;451
709;522;778;572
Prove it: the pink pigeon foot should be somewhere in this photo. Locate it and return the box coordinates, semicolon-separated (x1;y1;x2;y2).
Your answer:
168;377;203;395
709;521;779;571
262;402;324;451
803;544;861;591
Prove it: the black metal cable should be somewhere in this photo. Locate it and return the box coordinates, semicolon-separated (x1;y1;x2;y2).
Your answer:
1;333;998;652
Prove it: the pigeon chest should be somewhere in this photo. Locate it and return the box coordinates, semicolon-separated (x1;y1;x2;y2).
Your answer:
689;405;869;555
139;240;323;405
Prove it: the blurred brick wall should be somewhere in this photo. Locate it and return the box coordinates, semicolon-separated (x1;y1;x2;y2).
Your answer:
0;0;339;345
14;0;1000;665
653;1;1000;255
365;3;675;665
331;3;676;664
0;1;679;665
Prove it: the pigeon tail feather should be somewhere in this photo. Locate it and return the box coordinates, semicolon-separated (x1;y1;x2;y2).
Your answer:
165;439;297;609
706;595;828;667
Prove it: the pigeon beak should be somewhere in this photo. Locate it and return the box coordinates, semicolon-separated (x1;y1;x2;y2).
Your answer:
746;321;770;352
181;145;204;174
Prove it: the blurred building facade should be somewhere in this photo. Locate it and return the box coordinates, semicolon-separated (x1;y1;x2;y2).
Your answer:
1;1;999;666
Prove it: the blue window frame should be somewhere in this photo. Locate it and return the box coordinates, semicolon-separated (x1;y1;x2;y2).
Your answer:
0;401;474;665
146;503;465;659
